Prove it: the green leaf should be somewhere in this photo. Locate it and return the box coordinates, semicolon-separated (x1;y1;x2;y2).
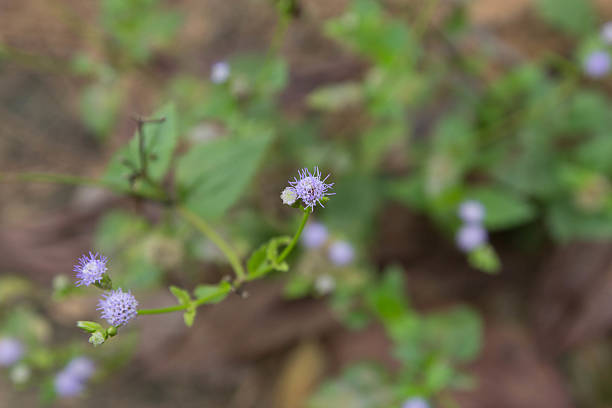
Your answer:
465;187;536;230
468;245;501;274
365;266;407;325
536;0;595;37
247;236;291;279
284;275;313;299
80;82;122;139
307;82;363;111
193;281;231;304
266;236;291;262
169;286;192;305
176;134;272;220
103;103;178;194
183;308;196;327
422;306;482;362
247;243;268;277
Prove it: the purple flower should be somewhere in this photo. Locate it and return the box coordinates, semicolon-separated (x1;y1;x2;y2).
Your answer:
0;337;24;367
74;252;108;287
64;357;95;381
54;356;96;397
458;200;485;224
602;22;612;45
280;187;298;206
301;222;329;248
402;397;430;408
583;51;611;79
288;167;334;211
98;289;138;327
328;240;355;266
211;61;230;84
54;370;85;397
456;224;487;252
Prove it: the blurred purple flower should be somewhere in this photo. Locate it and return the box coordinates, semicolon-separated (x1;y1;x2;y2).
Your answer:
54;370;85;397
288;167;334;211
54;356;96;398
74;252;108;287
98;289;138;327
64;357;95;381
301;222;329;249
0;337;24;367
602;22;612;45
402;397;430;408
211;61;230;84
583;51;611;78
458;200;485;224
456;224;487;252
328;240;355;266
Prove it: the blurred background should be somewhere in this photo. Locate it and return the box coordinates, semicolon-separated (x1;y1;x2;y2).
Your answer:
2;0;612;407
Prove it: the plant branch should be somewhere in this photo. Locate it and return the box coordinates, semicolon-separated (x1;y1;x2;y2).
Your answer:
177;206;247;282
277;209;309;263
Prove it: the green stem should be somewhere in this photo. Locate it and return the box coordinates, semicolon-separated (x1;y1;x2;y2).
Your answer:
277;209;310;263
137;304;187;315
137;285;231;315
0;171;167;201
178;206;246;281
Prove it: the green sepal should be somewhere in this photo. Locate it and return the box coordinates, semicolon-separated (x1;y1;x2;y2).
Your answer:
106;326;118;337
77;321;104;333
93;273;113;291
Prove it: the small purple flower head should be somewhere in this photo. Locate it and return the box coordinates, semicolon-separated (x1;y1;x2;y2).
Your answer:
74;252;108;287
601;22;612;45
456;224;487;252
98;289;138;327
280;187;298;206
458;200;485;224
301;222;329;249
54;370;85;397
402;397;430;408
64;357;95;381
0;337;24;367
583;51;611;79
288;167;334;211
328;240;355;266
211;61;230;84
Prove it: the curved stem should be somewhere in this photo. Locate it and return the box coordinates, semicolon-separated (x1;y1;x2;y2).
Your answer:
277;210;310;263
177;206;246;281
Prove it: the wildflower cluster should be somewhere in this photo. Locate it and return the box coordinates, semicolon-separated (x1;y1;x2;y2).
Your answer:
73;253;138;345
282;167;334;211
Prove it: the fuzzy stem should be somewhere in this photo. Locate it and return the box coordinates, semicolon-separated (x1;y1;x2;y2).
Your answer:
177;206;246;282
277;209;310;263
